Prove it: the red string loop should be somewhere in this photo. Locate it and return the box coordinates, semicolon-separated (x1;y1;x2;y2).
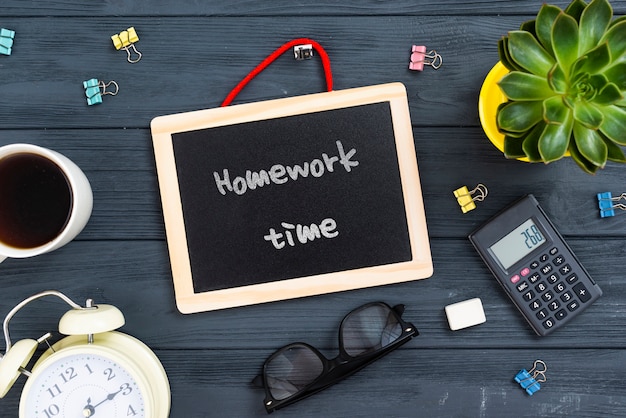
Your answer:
221;38;333;107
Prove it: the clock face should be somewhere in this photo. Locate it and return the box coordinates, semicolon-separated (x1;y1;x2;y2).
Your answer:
21;351;147;417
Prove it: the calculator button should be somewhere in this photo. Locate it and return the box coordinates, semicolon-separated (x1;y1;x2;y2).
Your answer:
535;282;548;293
567;300;580;312
560;291;573;302
547;273;559;284
516;281;529;292
520;267;530;277
542;318;556;330
523;290;535;301
530;261;540;269
541;291;554;302
528;273;541;284
573;283;591;303
540;254;549;263
510;274;521;284
536;308;548;319
559;264;572;275
566;273;578;284
549;247;559;256
553;255;565;265
554;281;566;293
540;264;553;274
530;300;542;311
548;300;561;311
555;309;567;320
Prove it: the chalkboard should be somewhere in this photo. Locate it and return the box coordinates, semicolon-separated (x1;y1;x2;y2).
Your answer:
151;83;432;313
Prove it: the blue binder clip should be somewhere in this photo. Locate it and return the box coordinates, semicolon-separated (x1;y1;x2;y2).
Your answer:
514;360;547;396
83;78;119;106
0;28;15;56
597;192;626;218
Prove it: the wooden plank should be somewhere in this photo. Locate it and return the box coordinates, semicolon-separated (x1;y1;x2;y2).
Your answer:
3;0;626;16
0;238;621;349
2;348;625;417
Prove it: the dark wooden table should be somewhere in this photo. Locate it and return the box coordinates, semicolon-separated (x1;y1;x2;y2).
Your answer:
2;1;626;417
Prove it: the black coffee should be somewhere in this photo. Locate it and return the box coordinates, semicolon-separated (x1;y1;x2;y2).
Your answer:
0;152;73;248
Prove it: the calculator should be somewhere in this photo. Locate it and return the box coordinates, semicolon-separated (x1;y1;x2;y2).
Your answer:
469;194;602;336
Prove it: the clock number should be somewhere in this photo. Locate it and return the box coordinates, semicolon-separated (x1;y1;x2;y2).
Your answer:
127;405;138;416
104;367;116;381
84;363;94;374
46;383;62;398
58;366;77;383
120;382;133;396
42;404;60;418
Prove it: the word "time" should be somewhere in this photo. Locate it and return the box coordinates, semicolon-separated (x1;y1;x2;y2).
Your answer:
264;218;338;249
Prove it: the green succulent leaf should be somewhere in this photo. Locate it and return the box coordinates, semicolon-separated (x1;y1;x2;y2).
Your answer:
535;4;562;56
573;121;607;166
497;101;544;132
601;20;626;62
522;122;547;161
498;38;523;71
578;0;613;54
543;95;569;123
565;0;588;22
548;63;568;93
593;83;623;106
609;15;626;28
552;12;580;74
570;42;611;76
498;72;555;101
539;108;573;162
504;135;526;159
601;132;626;162
568;142;601;173
508;31;556;76
599;105;626;144
603;62;626;90
520;19;537;36
573;101;604;129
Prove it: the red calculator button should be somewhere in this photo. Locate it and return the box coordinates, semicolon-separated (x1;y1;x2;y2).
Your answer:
511;274;521;284
520;267;530;277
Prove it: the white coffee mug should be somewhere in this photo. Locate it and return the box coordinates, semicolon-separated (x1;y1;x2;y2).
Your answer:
0;144;93;263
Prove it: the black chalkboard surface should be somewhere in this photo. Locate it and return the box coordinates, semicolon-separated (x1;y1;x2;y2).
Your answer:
151;83;432;313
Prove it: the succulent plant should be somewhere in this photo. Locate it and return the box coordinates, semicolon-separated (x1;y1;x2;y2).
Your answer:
497;0;626;173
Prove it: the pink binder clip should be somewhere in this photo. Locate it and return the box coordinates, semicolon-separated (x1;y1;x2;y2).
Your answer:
409;45;442;71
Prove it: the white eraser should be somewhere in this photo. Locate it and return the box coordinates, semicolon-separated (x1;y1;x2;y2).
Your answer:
445;298;486;331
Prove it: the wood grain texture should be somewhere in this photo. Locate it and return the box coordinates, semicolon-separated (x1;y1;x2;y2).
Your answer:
1;1;626;417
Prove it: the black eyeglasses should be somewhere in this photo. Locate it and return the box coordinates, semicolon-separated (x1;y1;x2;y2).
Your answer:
257;302;418;413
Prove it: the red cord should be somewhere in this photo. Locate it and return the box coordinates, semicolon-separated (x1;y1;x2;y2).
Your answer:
221;38;333;107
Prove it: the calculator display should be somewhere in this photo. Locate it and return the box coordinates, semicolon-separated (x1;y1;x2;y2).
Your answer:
489;218;546;270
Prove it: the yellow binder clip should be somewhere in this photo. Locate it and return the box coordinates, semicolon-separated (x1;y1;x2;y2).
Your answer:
111;27;142;63
453;183;488;213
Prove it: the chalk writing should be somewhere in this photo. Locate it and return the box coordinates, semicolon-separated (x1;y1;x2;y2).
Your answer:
213;140;358;196
264;218;339;249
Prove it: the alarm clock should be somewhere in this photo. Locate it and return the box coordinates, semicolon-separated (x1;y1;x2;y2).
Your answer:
0;290;171;417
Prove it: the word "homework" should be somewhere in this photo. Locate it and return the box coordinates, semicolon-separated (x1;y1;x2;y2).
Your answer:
213;140;358;196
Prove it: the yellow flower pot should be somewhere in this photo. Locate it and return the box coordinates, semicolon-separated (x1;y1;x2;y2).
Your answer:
478;62;530;162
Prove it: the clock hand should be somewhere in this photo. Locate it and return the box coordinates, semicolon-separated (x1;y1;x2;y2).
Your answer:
82;389;123;416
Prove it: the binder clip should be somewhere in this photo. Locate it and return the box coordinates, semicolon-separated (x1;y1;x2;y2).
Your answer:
514;360;547;396
597;192;626;218
453;183;488;213
0;28;15;56
409;45;442;71
111;27;142;63
294;44;314;60
83;78;119;106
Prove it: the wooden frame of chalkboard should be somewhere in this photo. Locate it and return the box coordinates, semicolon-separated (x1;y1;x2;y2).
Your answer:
151;83;433;313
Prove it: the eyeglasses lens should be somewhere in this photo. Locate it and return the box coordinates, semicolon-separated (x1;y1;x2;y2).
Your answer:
341;304;402;357
265;344;324;400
